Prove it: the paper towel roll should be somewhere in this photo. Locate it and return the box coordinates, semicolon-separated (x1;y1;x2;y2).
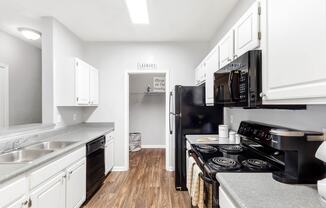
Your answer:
316;141;326;162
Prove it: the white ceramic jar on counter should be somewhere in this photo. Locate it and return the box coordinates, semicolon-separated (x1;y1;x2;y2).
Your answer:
219;125;229;138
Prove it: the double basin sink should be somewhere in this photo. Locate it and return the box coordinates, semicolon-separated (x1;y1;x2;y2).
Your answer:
0;141;76;164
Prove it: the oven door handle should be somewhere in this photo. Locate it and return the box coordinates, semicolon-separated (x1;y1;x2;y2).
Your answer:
199;173;214;184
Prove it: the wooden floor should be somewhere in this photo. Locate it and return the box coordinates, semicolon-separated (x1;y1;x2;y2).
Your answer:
83;149;191;208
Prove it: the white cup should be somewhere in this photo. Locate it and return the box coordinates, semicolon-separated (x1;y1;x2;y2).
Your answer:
219;125;229;138
235;134;241;144
229;131;236;143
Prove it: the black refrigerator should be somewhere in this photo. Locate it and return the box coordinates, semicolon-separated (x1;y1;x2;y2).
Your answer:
170;85;223;191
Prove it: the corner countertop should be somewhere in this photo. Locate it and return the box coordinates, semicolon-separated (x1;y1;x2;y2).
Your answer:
0;122;114;185
216;173;325;208
186;134;237;145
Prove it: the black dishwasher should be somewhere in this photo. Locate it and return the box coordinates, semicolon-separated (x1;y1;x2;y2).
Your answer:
86;136;105;199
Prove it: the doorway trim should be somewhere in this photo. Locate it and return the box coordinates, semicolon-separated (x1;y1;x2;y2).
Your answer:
124;70;170;171
0;63;9;128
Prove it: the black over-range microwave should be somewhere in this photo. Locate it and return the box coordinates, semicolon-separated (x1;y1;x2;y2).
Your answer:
214;50;305;109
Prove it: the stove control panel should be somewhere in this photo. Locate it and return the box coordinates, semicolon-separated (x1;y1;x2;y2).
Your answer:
237;121;274;146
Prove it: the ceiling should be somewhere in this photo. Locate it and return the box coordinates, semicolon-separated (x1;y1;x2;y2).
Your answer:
0;0;239;43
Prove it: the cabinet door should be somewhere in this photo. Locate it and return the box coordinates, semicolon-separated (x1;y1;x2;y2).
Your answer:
195;67;201;85
6;196;28;208
195;64;205;86
66;158;86;208
219;30;234;69
261;0;326;104
75;59;90;105
105;139;114;175
30;172;66;208
0;177;28;208
205;47;219;105
234;1;260;58
89;67;99;105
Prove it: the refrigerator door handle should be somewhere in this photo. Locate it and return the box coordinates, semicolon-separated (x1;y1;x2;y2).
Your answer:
169;113;173;134
169;91;173;113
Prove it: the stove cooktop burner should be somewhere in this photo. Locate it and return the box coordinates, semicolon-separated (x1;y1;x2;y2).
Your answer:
242;159;271;170
208;157;241;171
219;145;244;154
196;145;218;154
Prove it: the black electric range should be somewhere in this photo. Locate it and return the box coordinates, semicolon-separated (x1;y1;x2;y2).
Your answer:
188;128;284;208
191;143;283;177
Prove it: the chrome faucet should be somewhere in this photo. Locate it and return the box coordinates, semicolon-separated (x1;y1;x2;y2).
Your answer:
12;138;24;150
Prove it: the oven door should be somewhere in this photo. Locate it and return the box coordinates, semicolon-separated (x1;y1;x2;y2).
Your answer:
199;172;219;208
189;150;219;208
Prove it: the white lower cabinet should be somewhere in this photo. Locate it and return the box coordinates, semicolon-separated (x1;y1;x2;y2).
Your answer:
105;132;114;175
30;172;66;208
219;187;237;208
0;177;28;208
66;158;86;208
6;196;29;208
0;146;87;208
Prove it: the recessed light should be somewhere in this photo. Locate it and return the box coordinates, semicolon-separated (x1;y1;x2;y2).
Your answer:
125;0;150;24
17;27;41;40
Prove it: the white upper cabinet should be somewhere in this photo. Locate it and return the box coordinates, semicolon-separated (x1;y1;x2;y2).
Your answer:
261;0;326;104
57;58;99;106
89;66;99;105
205;46;219;105
218;30;234;69
195;62;207;86
234;1;261;58
75;59;90;105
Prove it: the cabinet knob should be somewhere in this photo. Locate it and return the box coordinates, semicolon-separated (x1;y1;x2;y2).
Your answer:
22;200;29;206
233;54;238;59
259;92;266;98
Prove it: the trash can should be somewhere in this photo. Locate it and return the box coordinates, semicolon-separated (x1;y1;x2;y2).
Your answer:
129;132;141;152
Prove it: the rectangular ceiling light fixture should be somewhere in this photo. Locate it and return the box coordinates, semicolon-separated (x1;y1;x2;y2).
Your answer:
125;0;149;24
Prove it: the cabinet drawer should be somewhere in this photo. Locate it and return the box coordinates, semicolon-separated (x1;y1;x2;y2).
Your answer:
30;146;86;189
0;177;28;207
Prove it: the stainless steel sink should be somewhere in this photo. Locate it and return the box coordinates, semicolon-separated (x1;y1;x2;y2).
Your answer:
0;149;54;163
24;141;76;150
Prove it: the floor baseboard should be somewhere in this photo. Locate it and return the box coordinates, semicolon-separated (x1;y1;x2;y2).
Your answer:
141;145;166;149
112;166;128;172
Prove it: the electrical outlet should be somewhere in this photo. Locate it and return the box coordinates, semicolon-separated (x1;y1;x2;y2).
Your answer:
73;113;77;121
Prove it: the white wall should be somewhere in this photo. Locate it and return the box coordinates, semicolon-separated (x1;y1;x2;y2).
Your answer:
129;74;165;147
84;42;209;168
225;106;326;132
42;17;87;126
210;0;326;132
0;30;42;125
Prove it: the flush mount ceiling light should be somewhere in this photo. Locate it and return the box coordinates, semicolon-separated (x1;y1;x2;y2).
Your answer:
125;0;150;24
17;27;41;40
